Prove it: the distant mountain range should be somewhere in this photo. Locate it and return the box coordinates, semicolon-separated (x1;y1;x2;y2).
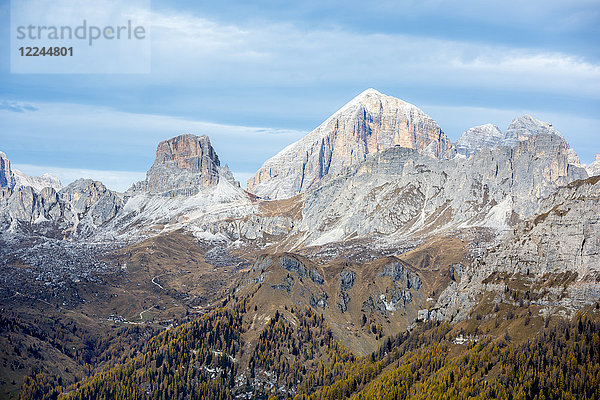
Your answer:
1;89;599;399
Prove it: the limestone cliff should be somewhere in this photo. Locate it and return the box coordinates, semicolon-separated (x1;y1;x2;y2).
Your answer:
456;124;503;158
294;133;587;246
0;151;15;189
433;175;600;322
502;114;562;146
129;134;238;197
247;89;455;199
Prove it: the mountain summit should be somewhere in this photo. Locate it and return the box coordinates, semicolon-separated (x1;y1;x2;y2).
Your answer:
456;123;503;157
247;89;455;199
129;134;237;197
503;114;561;146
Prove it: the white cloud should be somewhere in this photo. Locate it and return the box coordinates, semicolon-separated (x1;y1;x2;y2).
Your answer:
144;9;600;99
0;100;38;112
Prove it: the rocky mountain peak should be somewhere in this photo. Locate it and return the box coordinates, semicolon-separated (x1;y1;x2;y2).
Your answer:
567;148;581;166
324;88;456;160
586;154;600;177
12;169;62;192
0;151;62;193
247;89;456;199
128;134;237;197
456;123;503;157
340;88;403;112
349;87;383;100
154;134;220;173
503;114;561;146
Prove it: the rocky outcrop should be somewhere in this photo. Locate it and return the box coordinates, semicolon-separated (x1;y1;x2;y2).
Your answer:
0;151;15;189
456;124;503;158
0;152;62;192
0;178;123;237
295;133;587;246
0;138;256;242
586;155;600;177
502;114;562;146
567;149;581;166
279;255;324;285
129;134;238;197
339;270;356;291
380;262;422;290
247;89;456;200
102;134;257;242
456;117;582;164
13;169;62;192
60;179;123;228
433;175;600;322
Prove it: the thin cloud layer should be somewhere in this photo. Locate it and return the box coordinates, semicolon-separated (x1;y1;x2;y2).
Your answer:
0;101;38;113
147;10;600;99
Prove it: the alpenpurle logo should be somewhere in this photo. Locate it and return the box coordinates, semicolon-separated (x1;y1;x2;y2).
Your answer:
11;0;151;74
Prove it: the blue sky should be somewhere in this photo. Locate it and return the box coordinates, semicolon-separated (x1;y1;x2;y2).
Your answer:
1;0;599;191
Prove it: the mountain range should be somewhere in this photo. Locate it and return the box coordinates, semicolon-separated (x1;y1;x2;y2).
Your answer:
1;89;599;399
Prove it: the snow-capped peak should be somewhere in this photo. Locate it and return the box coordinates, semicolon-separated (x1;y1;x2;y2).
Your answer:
456;123;503;157
503;114;562;146
247;89;455;199
12;169;62;192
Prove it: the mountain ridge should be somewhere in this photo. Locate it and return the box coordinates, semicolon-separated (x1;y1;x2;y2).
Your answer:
1;89;599;399
247;88;456;200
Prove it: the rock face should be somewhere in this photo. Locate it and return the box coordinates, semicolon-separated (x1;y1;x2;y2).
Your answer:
434;175;600;322
502;114;561;146
0;151;15;189
247;89;456;199
586;155;600;177
567;149;581;166
456;124;503;158
0;151;62;192
0;151;122;237
456;116;582;163
0;178;123;237
493;176;600;279
295;133;587;246
242;254;428;354
13;169;62;192
129;134;237;197
59;179;123;228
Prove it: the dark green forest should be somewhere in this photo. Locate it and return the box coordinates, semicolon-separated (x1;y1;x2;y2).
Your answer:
16;296;600;400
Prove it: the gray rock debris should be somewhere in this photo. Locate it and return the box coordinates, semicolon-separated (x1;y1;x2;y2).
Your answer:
279;255;324;285
339;270;356;291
